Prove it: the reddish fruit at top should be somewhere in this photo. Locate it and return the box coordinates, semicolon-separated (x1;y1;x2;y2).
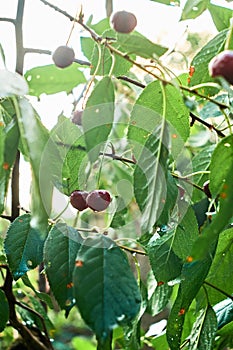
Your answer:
111;10;137;34
209;50;233;85
86;190;111;212
52;45;75;68
71;110;83;126
203;180;212;198
70;190;88;211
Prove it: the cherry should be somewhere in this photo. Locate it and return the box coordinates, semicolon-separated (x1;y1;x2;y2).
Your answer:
203;180;211;198
70;190;88;211
86;190;111;212
209;50;233;85
111;10;137;34
52;45;75;68
71;110;83;126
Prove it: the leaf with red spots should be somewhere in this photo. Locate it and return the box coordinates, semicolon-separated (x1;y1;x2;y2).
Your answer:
44;223;83;316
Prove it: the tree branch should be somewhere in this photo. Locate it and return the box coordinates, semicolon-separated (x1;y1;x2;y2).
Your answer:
190;112;226;138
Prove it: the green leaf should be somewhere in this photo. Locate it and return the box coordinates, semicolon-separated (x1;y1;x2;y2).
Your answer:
72;337;96;350
17;98;52;236
188;305;217;350
0;289;9;332
147;272;173;315
128;80;189;159
181;0;209;20
205;228;233;305
148;229;183;282
210;134;233;197
44;223;83;315
81;37;95;61
133;121;170;233
73;235;141;341
208;3;233;32
82;76;115;163
189;30;228;95
166;244;217;349
0;70;28;97
4;214;44;280
172;205;199;260
50;116;87;195
24;64;86;97
90;29;133;76
110;197;128;229
214;298;233;330
191;159;233;260
0;117;19;214
117;32;168;59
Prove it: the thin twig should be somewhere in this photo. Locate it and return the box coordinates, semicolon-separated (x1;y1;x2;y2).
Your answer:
117;75;146;88
117;244;147;256
55;141;136;164
190;112;225;138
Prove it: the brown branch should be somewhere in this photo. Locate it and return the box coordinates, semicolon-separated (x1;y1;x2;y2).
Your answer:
117;75;146;88
0;18;16;24
190;112;226;138
1;265;53;350
171;172;204;192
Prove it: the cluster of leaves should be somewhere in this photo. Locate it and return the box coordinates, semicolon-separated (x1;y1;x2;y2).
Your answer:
1;0;233;349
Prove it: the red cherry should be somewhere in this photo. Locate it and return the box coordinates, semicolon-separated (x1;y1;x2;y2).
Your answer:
111;11;137;34
70;190;88;211
209;50;233;85
86;190;111;212
52;46;75;68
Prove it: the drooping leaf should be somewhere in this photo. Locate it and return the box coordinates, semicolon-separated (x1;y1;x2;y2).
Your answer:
50;115;87;195
180;0;209;20
172;205;199;260
17;98;52;236
110;197;128;229
73;235;141;342
0;112;20;214
209;134;233;197
147;272;173;316
0;289;9;332
134;121;170;233
191;139;233;260
189;30;228;95
128;80;189;159
0;70;28;97
82;76;115;163
208;3;233;32
44;223;83;315
148;229;183;282
188;305;217;350
4;214;44;280
166;243;218;350
205;228;233;305
117;32;168;59
24;64;86;97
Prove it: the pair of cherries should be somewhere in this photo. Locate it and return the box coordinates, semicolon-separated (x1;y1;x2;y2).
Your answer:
70;190;111;212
